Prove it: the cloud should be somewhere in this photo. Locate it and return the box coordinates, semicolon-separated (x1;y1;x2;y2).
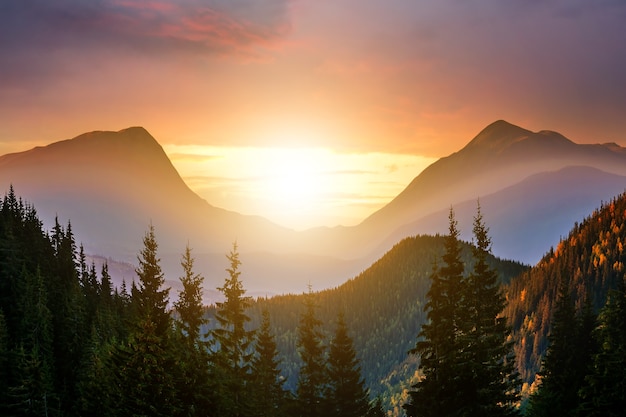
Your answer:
0;0;295;83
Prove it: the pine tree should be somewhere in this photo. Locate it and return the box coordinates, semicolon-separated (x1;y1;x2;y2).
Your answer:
133;223;171;337
459;203;520;416
175;244;207;344
404;209;465;417
49;219;87;414
578;277;626;416
212;242;255;417
326;311;371;417
296;285;327;417
527;277;580;417
116;320;180;417
251;309;287;417
174;244;215;417
110;225;180;417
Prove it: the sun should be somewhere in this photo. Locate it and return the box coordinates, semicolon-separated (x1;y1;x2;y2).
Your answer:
258;148;328;211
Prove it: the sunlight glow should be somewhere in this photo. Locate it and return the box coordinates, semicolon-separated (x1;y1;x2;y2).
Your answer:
164;144;435;230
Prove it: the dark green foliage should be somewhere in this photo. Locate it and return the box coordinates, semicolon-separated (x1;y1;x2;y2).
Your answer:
115;320;181;417
175;244;207;344
109;224;183;417
174;245;215;417
241;234;526;414
326;311;371;417
577;278;626;416
296;287;328;417
212;242;256;417
460;204;520;416
405;207;520;417
527;279;580;416
251;309;287;417
133;223;171;337
404;209;468;417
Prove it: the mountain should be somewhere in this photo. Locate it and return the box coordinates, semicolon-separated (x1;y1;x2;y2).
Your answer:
2;121;626;295
298;120;626;263
377;166;626;263
0;127;315;294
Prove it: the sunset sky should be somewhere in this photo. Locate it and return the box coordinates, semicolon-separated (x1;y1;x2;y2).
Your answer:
2;1;626;229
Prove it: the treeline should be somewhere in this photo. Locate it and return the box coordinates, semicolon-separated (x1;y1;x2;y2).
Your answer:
240;234;527;414
504;192;626;414
0;187;382;417
525;272;626;416
403;206;521;416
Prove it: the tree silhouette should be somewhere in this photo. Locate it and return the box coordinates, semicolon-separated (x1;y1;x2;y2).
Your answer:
326;311;370;417
296;286;327;417
212;242;255;417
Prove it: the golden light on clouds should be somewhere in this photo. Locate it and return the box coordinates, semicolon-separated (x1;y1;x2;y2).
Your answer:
165;145;436;230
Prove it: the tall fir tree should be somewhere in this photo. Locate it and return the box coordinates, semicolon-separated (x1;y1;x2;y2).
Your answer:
49;219;87;414
174;244;215;417
577;277;626;416
111;225;180;417
251;309;287;417
527;277;581;417
326;311;371;417
459;203;520;416
296;285;328;417
212;242;255;417
133;223;171;337
404;208;466;417
175;244;207;344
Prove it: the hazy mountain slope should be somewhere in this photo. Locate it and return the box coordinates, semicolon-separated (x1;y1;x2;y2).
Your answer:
0;128;291;254
504;191;626;387
300;120;626;262
2;121;625;293
377;166;626;263
228;235;529;414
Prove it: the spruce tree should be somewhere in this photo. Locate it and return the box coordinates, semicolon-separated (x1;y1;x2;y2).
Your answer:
296;285;327;417
404;209;465;417
578;277;626;416
175;244;207;344
527;277;580;417
174;244;214;417
212;242;255;417
326;311;371;417
251;309;287;417
459;203;520;416
133;223;171;337
111;225;180;417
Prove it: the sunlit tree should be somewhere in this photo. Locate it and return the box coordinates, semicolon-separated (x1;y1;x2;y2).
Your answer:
212;242;255;417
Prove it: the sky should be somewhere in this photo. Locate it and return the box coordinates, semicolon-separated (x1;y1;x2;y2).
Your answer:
1;0;626;229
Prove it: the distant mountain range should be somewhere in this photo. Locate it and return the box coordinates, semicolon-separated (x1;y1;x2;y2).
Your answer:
1;121;625;296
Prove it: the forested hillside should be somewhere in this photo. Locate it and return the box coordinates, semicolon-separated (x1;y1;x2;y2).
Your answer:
0;187;528;416
237;235;527;413
10;183;626;415
505;191;626;394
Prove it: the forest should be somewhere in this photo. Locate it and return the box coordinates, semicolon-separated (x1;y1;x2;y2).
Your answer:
1;185;626;416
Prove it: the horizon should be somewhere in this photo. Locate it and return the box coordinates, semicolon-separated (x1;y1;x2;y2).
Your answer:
2;1;626;229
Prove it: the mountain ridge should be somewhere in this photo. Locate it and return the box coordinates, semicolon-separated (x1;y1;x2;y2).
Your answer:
2;121;626;294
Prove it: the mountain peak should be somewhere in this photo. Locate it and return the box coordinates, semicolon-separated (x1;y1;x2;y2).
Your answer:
462;120;577;154
463;120;532;151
